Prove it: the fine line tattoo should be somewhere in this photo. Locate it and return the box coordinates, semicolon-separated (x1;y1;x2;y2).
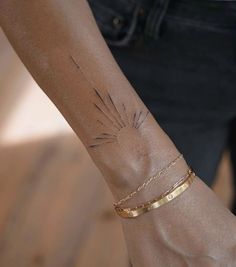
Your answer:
70;55;150;148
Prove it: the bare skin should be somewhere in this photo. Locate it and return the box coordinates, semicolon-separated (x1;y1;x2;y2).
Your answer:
0;1;236;266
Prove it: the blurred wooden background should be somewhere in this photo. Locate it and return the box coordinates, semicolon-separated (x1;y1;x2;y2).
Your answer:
0;28;234;267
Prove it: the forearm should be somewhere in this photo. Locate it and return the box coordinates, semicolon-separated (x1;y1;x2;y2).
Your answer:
0;0;182;198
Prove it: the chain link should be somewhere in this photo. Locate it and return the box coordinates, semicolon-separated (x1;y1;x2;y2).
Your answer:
114;153;184;207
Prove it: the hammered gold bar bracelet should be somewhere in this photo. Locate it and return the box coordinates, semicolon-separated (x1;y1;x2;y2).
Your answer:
115;169;196;218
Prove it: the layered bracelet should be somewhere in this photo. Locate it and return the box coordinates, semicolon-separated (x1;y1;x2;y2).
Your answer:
113;154;196;218
114;154;183;207
115;169;195;218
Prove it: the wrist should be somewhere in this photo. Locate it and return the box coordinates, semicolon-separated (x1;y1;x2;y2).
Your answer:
117;156;190;208
92;117;187;201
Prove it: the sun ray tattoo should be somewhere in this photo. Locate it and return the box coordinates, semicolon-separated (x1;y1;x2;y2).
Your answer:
70;55;150;148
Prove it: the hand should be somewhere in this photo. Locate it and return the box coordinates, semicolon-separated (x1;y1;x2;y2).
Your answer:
122;176;236;267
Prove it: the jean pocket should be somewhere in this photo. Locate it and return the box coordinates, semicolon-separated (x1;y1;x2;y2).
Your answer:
165;0;236;34
88;0;141;46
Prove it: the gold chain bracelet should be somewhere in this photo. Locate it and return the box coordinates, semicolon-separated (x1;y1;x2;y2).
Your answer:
114;154;183;207
115;169;195;218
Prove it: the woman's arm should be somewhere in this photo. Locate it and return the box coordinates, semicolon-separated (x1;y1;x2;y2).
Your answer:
0;0;181;199
0;1;236;266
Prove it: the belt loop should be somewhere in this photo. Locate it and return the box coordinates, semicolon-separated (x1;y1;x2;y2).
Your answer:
144;0;170;40
144;0;161;38
154;0;170;37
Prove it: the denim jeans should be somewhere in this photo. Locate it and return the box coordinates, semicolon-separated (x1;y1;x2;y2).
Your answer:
88;0;236;196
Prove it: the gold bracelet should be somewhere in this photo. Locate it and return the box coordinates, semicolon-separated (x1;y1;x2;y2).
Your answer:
115;169;195;218
114;154;183;206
